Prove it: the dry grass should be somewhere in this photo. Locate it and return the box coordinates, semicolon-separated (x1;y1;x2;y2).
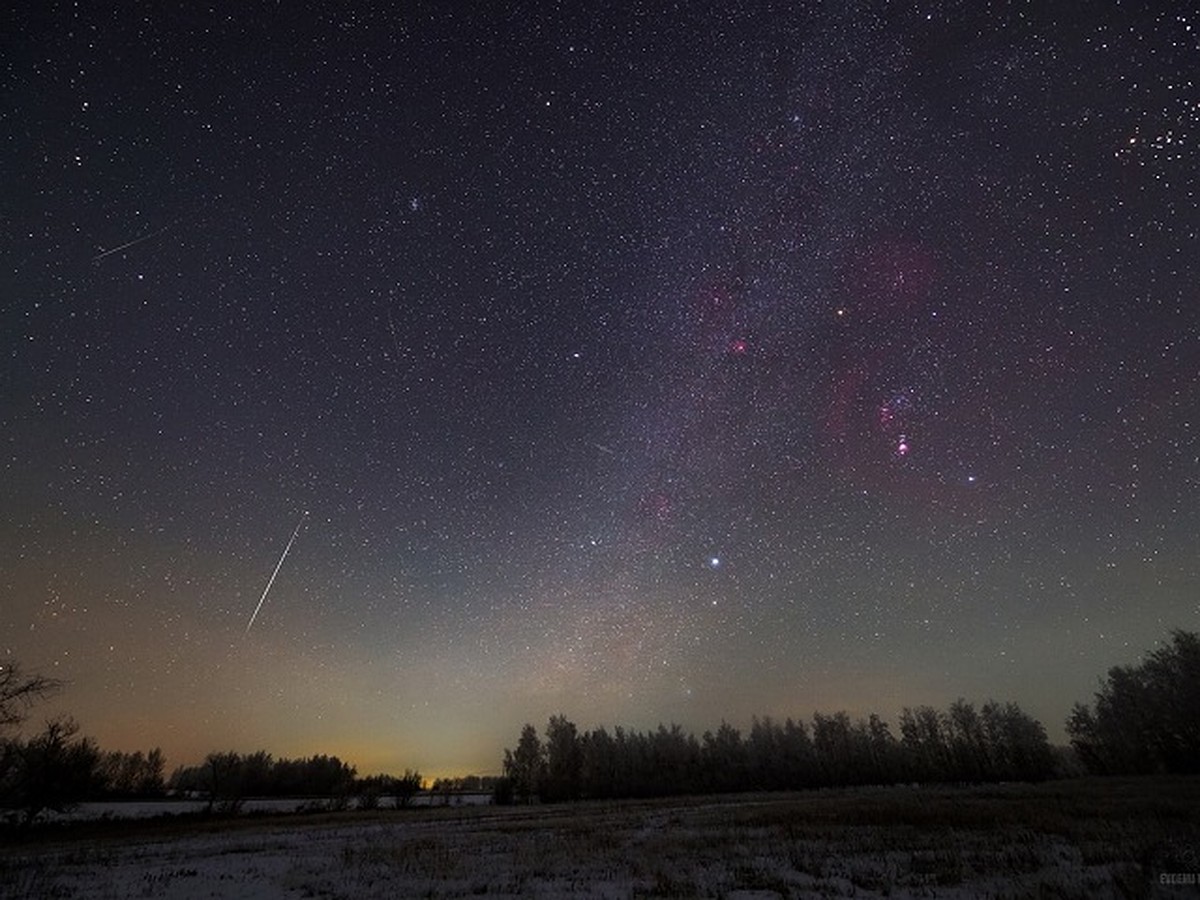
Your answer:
2;778;1198;898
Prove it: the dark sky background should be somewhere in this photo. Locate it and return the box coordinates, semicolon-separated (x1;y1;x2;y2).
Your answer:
3;2;1197;778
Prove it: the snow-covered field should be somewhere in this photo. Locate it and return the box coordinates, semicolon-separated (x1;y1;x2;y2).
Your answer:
3;781;1198;899
47;791;492;822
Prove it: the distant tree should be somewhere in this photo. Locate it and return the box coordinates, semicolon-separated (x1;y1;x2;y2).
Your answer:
308;755;356;800
166;762;205;795
3;718;101;825
746;717;782;790
1065;703;1108;773
429;777;455;806
171;751;363;806
945;700;989;781
994;702;1055;781
202;751;244;814
498;699;1055;803
895;700;1055;784
899;706;949;782
239;750;274;796
503;723;545;803
782;717;818;788
491;776;515;805
543;715;582;802
0;664;100;825
580;727;617;799
96;748;166;798
393;768;423;807
614;726;647;796
864;713;901;784
358;786;381;810
430;773;493;794
354;774;393;810
701;722;746;792
141;748;167;796
652;723;701;796
1067;630;1200;775
812;712;856;786
98;751;132;797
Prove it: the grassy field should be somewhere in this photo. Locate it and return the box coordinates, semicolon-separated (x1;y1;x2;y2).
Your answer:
3;778;1199;898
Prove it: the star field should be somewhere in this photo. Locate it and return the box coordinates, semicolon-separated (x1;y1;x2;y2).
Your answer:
2;2;1198;777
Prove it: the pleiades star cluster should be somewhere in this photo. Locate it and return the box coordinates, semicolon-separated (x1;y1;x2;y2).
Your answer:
3;2;1197;776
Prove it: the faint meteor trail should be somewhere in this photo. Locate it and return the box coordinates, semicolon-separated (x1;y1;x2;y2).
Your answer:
385;305;404;361
244;512;308;635
91;225;169;263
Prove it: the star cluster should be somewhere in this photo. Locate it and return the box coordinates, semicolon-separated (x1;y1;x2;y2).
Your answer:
2;2;1197;776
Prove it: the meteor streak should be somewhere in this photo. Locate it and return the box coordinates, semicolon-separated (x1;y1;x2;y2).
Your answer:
244;512;308;635
91;225;169;263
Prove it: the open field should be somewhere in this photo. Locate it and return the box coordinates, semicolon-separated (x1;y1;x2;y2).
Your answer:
34;791;493;823
3;778;1199;899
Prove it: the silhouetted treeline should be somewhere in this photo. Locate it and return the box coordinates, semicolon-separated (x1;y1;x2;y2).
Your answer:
1;731;166;823
500;700;1056;803
5;630;1199;823
1067;629;1200;775
167;752;434;813
169;751;359;810
0;719;104;825
96;748;167;798
356;769;425;809
429;774;502;793
1;660;166;824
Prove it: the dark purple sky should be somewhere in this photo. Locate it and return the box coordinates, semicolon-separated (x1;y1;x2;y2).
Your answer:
3;1;1197;776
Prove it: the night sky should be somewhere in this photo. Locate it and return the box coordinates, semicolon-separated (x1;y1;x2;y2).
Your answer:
4;2;1198;779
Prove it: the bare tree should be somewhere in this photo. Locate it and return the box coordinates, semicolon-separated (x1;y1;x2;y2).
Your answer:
0;661;73;824
0;662;61;732
393;769;423;808
4;717;101;825
203;751;244;814
96;748;167;798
